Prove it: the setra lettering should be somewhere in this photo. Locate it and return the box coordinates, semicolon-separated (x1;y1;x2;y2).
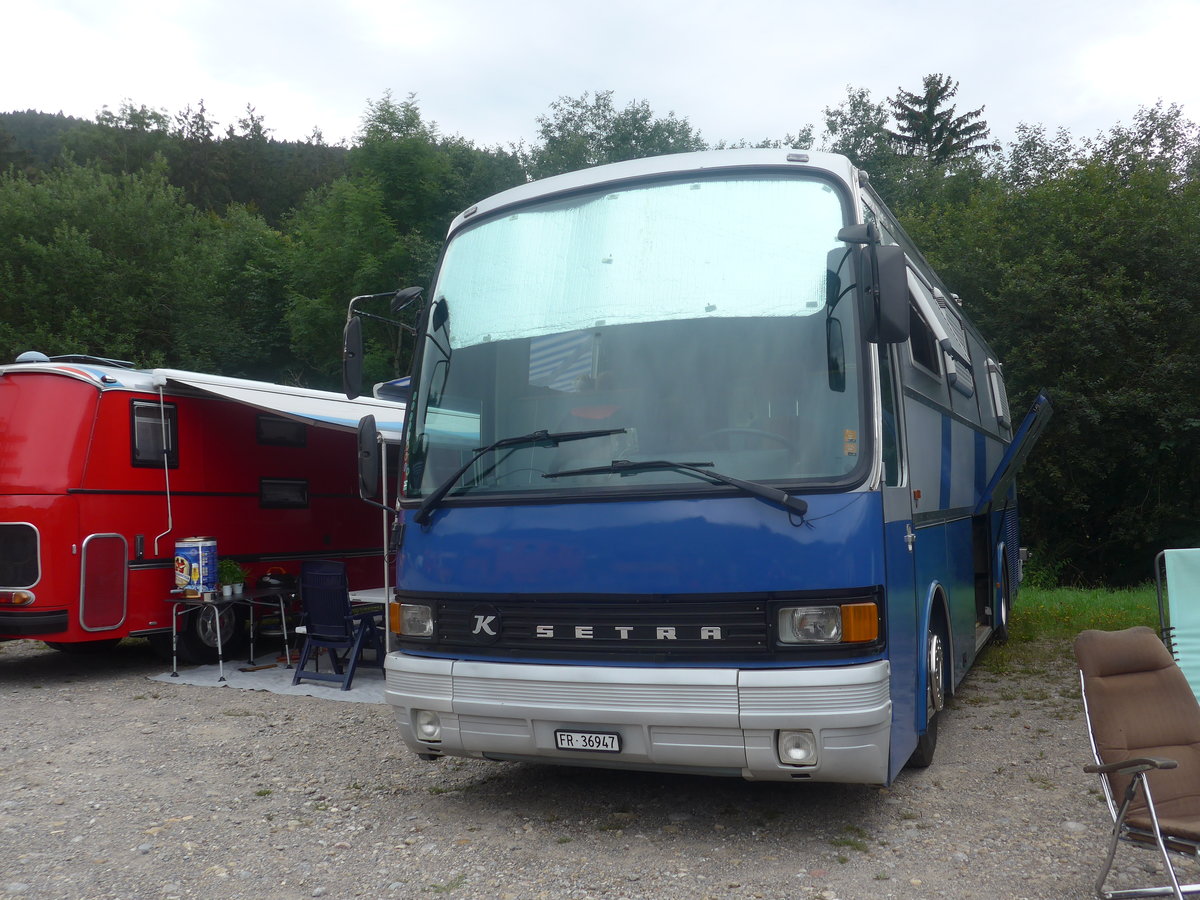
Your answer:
528;624;723;640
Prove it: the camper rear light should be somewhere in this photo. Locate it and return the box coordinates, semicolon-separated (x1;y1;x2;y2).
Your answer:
0;590;35;606
777;602;878;644
397;603;435;637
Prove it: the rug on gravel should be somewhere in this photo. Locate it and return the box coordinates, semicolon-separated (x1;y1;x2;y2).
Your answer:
148;654;385;704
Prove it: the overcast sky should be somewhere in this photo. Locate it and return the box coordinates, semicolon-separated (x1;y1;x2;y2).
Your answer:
6;0;1199;152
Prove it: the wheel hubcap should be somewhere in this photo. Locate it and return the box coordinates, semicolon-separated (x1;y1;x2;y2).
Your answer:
195;606;236;649
927;631;945;717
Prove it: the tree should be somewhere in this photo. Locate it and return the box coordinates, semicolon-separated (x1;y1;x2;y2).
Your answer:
281;175;438;386
902;108;1200;585
350;92;520;244
523;91;707;179
886;74;998;162
167;99;230;211
60;102;173;180
821;86;894;169
0;159;290;375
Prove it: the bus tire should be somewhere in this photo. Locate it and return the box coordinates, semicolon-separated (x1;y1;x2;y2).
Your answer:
908;623;946;769
173;603;249;665
993;560;1012;645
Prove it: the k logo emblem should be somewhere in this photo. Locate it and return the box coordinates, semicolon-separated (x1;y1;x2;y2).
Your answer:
469;604;501;644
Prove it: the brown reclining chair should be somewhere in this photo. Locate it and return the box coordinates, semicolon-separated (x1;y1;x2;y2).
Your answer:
1075;626;1200;898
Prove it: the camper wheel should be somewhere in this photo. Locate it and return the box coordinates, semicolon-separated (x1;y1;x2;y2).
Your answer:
172;603;250;664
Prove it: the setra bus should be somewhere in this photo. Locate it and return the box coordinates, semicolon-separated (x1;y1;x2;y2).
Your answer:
349;149;1051;784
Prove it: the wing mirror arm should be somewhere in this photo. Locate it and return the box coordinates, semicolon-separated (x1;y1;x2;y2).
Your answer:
342;286;425;399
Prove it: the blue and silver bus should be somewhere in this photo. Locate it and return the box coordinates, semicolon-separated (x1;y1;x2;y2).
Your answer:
350;149;1050;785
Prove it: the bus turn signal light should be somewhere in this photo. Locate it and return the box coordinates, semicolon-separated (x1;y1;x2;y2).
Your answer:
841;602;879;643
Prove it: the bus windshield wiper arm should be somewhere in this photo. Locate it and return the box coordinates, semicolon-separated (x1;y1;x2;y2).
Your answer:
544;459;808;517
414;427;627;525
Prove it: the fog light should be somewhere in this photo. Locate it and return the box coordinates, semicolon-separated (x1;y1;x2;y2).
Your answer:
413;708;442;742
776;730;817;766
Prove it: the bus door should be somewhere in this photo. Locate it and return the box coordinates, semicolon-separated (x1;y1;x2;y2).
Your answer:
974;392;1054;518
879;343;921;779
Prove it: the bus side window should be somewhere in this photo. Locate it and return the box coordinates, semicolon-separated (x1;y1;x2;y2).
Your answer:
908;304;941;376
879;344;902;487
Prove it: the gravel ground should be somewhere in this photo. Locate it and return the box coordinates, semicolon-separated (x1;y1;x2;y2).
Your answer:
1;636;1195;900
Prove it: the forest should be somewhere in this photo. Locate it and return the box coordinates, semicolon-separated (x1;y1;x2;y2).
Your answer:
2;78;1198;587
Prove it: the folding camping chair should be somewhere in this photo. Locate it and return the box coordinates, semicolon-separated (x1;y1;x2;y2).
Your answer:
1074;626;1200;898
1157;550;1200;701
291;560;384;691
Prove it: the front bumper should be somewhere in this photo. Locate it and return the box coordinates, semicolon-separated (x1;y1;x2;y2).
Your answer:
384;653;892;783
0;607;68;637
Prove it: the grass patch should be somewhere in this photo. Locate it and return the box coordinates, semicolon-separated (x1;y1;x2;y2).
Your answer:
830;824;871;853
1010;586;1157;642
979;585;1158;676
429;873;467;894
830;836;869;852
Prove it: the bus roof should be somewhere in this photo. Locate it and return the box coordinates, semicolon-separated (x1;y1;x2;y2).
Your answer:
447;149;860;236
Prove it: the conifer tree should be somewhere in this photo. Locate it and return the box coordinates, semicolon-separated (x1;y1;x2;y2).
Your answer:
886;74;999;161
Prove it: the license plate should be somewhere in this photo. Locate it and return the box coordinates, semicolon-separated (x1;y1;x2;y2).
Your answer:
554;729;621;753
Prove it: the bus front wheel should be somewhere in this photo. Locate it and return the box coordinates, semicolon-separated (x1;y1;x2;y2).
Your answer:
908;625;946;768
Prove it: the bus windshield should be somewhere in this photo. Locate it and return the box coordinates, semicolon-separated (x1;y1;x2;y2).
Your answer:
405;171;867;501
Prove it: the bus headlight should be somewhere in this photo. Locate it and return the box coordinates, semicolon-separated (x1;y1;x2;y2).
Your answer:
777;602;878;644
396;603;435;637
778;606;842;643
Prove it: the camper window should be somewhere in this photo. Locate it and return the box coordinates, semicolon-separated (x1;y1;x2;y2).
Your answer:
131;401;178;468
257;414;307;447
260;479;309;509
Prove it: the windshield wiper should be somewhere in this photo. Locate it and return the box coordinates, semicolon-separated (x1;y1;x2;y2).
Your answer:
414;428;627;525
544;459;809;517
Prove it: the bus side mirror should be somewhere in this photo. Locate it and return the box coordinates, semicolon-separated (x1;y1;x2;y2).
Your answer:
343;316;364;399
838;224;909;345
872;245;910;344
357;414;381;500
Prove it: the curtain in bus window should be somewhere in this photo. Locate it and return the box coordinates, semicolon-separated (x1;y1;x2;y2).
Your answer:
528;331;596;392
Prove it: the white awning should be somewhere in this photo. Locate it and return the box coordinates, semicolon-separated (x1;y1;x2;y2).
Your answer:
150;369;405;441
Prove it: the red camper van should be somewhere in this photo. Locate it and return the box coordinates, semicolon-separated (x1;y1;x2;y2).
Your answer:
0;354;404;661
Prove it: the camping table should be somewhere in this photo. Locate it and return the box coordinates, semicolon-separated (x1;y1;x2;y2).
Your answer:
166;586;298;681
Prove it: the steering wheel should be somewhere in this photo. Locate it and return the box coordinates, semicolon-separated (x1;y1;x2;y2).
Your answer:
697;428;797;453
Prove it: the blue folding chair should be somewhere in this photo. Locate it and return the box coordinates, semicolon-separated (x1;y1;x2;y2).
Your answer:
1157;549;1200;701
291;560;383;691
